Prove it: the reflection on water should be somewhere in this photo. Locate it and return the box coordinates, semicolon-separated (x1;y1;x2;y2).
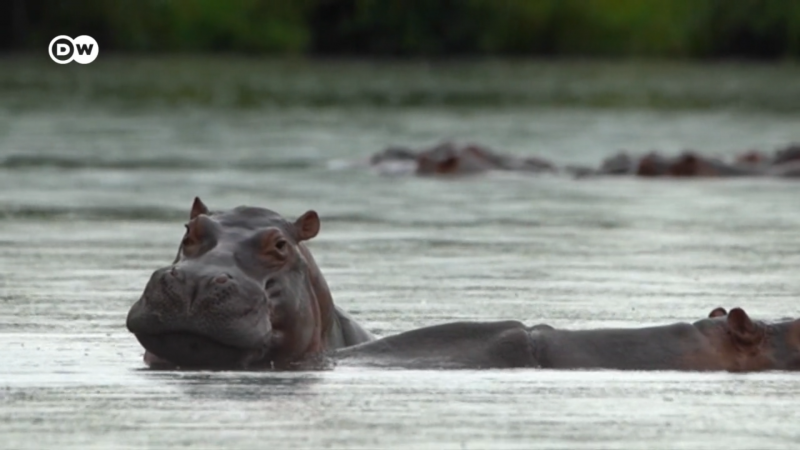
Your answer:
1;58;800;449
164;372;326;401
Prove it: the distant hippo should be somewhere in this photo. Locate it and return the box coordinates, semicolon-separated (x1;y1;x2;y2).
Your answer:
773;143;800;165
660;152;762;177
735;143;800;178
571;150;767;178
735;150;769;166
366;141;555;177
604;143;800;179
335;306;800;372
126;198;376;370
415;142;499;175
631;151;763;177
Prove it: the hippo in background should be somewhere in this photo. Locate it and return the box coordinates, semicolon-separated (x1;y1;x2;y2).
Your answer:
569;150;763;178
364;141;556;177
566;143;800;179
734;143;800;178
638;151;762;177
737;144;800;167
344;140;800;180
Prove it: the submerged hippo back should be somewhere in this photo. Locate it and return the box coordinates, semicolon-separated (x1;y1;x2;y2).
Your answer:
531;308;800;372
529;322;724;371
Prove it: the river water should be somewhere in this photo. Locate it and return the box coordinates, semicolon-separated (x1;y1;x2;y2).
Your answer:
1;57;800;449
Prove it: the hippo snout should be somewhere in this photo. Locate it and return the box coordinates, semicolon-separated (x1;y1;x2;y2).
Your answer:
167;265;184;282
163;265;235;294
126;264;273;368
137;265;245;313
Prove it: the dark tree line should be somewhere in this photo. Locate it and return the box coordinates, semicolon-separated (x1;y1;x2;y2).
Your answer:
2;0;799;58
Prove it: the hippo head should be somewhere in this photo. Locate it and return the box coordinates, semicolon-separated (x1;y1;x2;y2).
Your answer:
773;144;800;165
635;152;670;177
668;151;727;177
416;141;460;175
698;307;800;372
736;150;767;166
667;152;703;177
126;198;332;370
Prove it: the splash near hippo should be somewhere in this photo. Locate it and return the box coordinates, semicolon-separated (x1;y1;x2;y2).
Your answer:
127;200;800;373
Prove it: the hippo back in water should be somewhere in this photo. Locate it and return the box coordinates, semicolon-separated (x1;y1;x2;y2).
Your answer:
334;307;800;372
126;198;375;370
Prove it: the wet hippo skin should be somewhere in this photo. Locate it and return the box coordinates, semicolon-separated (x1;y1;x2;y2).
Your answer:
126;198;376;370
335;307;800;372
126;201;800;372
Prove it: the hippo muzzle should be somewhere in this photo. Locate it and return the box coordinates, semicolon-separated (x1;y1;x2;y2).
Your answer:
126;262;274;369
127;198;342;370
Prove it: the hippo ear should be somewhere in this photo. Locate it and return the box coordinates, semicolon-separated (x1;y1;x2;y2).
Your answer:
190;197;209;220
294;210;320;241
727;307;761;345
709;307;727;318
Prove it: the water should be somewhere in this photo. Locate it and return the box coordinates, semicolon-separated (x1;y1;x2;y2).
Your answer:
1;57;800;449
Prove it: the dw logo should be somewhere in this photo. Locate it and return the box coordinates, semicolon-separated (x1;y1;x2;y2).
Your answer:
48;35;99;64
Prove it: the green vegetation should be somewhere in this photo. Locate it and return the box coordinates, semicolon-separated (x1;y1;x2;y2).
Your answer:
2;0;800;58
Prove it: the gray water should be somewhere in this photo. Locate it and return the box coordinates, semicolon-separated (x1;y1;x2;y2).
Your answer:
1;57;800;449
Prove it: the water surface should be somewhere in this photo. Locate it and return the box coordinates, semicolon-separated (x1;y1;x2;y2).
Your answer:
1;57;800;449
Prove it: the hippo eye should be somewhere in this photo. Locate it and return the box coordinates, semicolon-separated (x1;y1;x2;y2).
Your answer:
258;230;288;261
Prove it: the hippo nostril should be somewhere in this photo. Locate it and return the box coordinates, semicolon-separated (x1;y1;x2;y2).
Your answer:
168;266;184;282
214;273;232;285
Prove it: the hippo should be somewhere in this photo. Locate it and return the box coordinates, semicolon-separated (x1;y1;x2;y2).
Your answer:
735;143;800;178
735;150;769;166
365;141;555;177
661;152;763;177
361;142;800;180
334;306;800;372
619;151;762;177
126;201;800;373
414;142;555;176
576;144;800;179
569;150;768;179
126;198;376;370
773;143;800;165
415;142;499;176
